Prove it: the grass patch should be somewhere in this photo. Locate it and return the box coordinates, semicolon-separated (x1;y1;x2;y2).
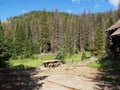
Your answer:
85;51;92;58
8;52;92;70
65;53;82;64
89;58;120;71
9;54;55;69
65;51;91;64
89;61;101;69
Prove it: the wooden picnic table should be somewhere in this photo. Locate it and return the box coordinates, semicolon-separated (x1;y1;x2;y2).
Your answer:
43;60;62;67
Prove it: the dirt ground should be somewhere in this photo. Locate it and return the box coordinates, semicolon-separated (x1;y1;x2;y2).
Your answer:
0;60;120;90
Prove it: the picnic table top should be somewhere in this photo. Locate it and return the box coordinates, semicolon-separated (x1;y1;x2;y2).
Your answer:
43;60;61;63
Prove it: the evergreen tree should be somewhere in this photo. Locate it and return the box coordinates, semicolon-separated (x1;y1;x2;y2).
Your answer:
116;0;120;20
23;24;33;58
62;16;68;54
94;28;104;56
0;21;11;66
80;11;86;52
66;16;73;54
51;9;62;53
71;15;77;53
13;24;26;57
106;17;113;28
76;16;81;52
39;9;50;53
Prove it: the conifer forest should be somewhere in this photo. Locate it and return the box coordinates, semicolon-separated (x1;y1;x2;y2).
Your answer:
1;9;119;64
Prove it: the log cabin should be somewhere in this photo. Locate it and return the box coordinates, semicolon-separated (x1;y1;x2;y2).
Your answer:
106;20;120;60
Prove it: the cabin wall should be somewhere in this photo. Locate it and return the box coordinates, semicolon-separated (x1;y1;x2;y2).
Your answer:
109;35;120;60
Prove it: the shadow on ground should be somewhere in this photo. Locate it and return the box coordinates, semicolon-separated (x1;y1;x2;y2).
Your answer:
92;56;120;90
0;67;48;90
93;71;120;90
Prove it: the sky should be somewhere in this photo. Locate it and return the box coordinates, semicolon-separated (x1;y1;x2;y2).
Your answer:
0;0;119;21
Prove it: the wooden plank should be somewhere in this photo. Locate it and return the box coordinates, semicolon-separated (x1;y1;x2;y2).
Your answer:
43;60;61;63
43;60;62;67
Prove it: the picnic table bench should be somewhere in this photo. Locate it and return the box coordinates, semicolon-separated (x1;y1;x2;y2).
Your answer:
43;60;62;67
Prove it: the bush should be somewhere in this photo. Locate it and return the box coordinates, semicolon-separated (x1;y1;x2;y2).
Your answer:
81;52;87;60
55;48;66;63
89;54;120;71
11;51;18;60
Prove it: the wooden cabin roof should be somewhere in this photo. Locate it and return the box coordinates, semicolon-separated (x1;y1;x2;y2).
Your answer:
106;20;120;32
111;28;120;36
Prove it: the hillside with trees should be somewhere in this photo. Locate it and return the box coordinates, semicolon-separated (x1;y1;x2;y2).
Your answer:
0;8;119;66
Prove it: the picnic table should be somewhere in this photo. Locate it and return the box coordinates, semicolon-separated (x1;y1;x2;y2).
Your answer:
43;60;62;67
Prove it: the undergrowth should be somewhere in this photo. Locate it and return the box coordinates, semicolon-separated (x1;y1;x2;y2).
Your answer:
89;55;120;71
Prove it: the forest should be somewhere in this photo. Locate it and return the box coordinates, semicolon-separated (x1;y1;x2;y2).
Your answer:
0;7;120;67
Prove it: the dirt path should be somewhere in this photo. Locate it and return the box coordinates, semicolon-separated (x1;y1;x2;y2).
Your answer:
36;60;101;90
1;60;120;90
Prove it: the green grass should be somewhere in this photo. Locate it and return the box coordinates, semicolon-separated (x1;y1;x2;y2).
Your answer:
65;51;92;64
85;51;91;58
9;54;55;69
8;51;92;69
89;59;120;71
89;61;101;68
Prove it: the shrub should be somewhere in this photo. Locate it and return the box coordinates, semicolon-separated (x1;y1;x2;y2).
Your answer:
55;48;66;63
81;52;87;60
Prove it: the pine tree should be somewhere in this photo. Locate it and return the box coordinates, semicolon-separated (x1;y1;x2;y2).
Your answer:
0;21;11;66
76;15;81;52
39;9;50;53
66;16;73;54
106;17;113;28
13;24;26;57
51;9;62;53
62;16;68;54
116;0;120;20
94;28;104;56
84;13;90;51
32;19;39;41
23;24;33;58
88;13;95;50
71;15;77;53
80;11;87;52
